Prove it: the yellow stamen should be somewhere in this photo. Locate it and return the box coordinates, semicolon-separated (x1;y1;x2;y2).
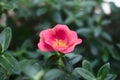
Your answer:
53;39;67;47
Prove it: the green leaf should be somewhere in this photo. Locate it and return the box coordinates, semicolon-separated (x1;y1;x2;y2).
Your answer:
94;27;101;37
43;69;64;80
108;46;120;61
52;11;63;23
0;44;2;53
33;70;45;80
101;20;111;26
20;60;40;79
101;32;112;42
0;67;6;80
62;56;73;72
117;44;120;48
97;63;110;80
0;54;20;75
102;48;109;62
36;8;47;16
82;60;93;73
0;27;12;52
90;44;98;56
74;68;96;80
105;74;117;80
102;51;109;62
75;20;83;26
77;28;92;36
45;54;59;66
65;53;82;65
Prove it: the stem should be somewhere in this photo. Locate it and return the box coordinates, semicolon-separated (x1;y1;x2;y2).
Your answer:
58;57;64;68
56;52;62;56
56;52;65;69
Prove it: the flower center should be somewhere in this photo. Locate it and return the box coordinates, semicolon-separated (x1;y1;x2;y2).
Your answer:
53;39;67;47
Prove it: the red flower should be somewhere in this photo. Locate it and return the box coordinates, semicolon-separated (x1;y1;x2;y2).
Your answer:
38;24;82;54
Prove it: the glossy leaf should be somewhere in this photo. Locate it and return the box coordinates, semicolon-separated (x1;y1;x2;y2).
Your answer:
65;53;82;65
104;74;117;80
20;60;40;79
97;63;110;80
52;11;63;23
102;48;109;62
36;8;47;16
33;70;45;80
108;46;120;61
74;68;96;80
117;44;120;48
0;54;20;75
0;44;2;53
45;54;59;67
62;56;73;72
94;27;101;37
43;69;64;80
77;28;92;35
0;27;12;52
90;44;98;56
101;32;112;42
82;60;93;73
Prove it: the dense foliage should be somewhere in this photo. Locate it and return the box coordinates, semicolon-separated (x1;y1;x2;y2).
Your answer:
0;0;120;80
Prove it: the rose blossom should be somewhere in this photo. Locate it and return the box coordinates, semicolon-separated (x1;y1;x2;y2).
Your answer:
38;24;82;54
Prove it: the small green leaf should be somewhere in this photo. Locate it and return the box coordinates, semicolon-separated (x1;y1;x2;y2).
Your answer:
0;54;20;75
65;53;82;65
74;68;96;80
0;27;12;52
33;70;45;80
43;69;64;80
101;32;112;42
117;44;120;48
82;60;93;73
20;60;40;78
77;28;92;34
36;8;47;16
52;11;63;23
97;63;110;80
62;56;73;72
0;67;7;80
102;48;109;62
90;44;98;56
108;46;120;61
104;74;117;80
94;27;101;37
45;54;59;66
0;44;2;53
75;20;83;26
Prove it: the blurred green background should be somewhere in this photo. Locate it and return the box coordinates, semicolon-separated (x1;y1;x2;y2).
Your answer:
0;0;120;80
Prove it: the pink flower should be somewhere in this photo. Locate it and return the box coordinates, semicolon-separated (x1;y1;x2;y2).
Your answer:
37;24;82;54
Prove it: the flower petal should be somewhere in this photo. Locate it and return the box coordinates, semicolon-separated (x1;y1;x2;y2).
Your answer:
38;39;54;52
53;24;70;41
68;31;78;45
40;29;55;45
61;39;82;54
